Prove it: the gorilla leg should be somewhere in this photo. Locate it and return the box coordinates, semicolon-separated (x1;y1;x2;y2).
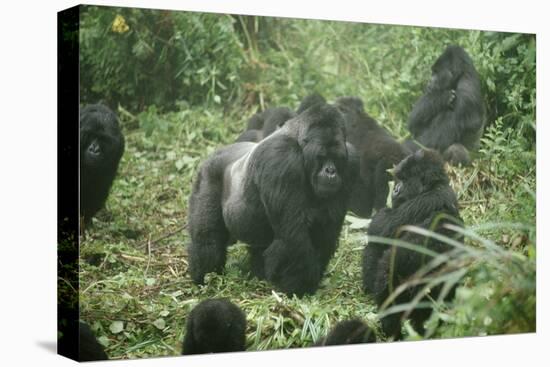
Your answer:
188;176;230;284
362;243;384;296
374;246;408;340
248;246;266;279
349;176;375;217
264;239;320;297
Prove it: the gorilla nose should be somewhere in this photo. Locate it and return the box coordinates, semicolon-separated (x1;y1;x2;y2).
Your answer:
325;166;336;176
88;141;101;155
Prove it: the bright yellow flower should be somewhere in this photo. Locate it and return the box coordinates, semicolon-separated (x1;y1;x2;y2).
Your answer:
112;14;129;34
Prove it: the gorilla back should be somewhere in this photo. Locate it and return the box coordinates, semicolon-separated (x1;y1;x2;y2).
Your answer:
188;103;358;296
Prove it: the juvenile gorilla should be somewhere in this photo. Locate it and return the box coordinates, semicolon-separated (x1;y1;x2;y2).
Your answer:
335;96;408;217
188;104;358;296
236;107;295;142
405;45;485;166
182;299;246;355
362;149;463;339
80;104;125;222
316;319;376;346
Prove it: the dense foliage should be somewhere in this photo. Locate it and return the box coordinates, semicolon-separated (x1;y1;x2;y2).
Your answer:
77;7;536;359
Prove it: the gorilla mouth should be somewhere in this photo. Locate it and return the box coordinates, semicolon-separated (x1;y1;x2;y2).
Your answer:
315;179;341;197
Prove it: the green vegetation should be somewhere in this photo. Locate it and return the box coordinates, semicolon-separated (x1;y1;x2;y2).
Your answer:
77;6;535;359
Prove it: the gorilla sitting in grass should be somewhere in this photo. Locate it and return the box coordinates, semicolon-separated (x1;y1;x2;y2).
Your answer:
362;149;463;339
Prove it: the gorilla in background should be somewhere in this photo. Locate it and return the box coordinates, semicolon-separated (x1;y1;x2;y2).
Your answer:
58;321;109;361
80;104;125;223
296;93;327;114
335;96;408;218
182;299;246;355
362;149;463;340
235;107;295;142
404;45;485;166
316;319;376;346
235;92;327;143
188;103;358;297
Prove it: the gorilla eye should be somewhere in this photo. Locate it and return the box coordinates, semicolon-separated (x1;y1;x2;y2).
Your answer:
393;182;402;196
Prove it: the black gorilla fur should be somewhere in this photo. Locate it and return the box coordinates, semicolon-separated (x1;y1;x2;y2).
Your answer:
80;104;125;222
236;107;295;142
235;93;327;143
335;96;408;217
362;149;463;339
405;45;485;166
58;321;109;361
317;319;376;346
182;299;246;355
296;93;327;114
188;103;358;296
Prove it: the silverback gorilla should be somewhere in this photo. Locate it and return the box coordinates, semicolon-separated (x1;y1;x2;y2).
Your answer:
182;299;246;355
405;46;485;166
80;104;125;222
362;149;463;339
188;103;359;296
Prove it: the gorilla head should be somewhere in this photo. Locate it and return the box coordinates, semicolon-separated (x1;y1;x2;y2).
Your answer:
182;299;246;355
292;105;349;198
426;46;473;92
317;319;376;346
296;93;327;114
391;148;449;208
80;104;125;222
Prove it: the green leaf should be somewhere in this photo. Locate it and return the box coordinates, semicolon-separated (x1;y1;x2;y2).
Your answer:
110;321;124;334
345;215;371;230
153;318;166;330
97;336;110;347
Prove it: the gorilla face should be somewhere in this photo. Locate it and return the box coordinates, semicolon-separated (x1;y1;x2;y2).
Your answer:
391;149;448;208
427;67;455;92
427;46;469;93
79;104;125;222
302;124;348;198
80;105;124;171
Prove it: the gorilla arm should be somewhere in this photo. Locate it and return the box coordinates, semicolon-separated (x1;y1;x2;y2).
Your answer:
407;89;456;136
251;135;321;296
453;75;485;138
